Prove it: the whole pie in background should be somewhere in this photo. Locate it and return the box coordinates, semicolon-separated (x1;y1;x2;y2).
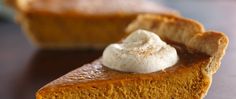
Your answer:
5;0;178;49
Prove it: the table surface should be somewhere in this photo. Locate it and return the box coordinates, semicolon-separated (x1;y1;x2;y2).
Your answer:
0;1;236;99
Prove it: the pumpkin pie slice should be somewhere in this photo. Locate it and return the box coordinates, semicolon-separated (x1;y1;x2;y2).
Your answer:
36;14;228;99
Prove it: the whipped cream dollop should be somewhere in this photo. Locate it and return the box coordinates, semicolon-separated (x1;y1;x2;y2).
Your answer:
102;29;178;73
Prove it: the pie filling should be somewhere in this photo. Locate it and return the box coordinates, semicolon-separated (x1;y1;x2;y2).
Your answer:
36;31;212;98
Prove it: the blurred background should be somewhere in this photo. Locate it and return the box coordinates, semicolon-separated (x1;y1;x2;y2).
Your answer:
0;0;236;99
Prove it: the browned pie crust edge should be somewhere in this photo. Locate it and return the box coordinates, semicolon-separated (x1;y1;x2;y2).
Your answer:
126;14;229;75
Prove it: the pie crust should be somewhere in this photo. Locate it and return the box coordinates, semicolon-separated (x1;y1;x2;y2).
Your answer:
126;14;228;74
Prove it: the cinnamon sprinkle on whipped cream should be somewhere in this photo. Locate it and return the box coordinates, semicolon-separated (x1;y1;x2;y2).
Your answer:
102;29;178;73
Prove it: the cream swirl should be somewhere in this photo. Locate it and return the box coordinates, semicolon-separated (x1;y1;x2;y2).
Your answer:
102;29;178;73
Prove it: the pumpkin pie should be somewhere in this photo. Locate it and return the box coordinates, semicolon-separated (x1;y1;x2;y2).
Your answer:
6;0;178;49
36;14;228;98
